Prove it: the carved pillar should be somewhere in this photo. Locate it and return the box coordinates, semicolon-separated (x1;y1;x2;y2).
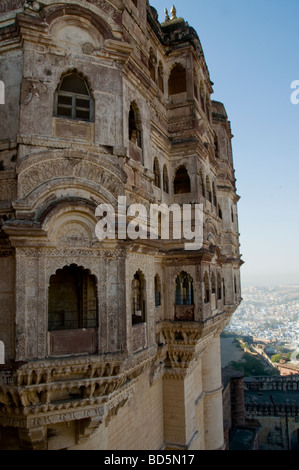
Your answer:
100;248;127;354
202;334;225;450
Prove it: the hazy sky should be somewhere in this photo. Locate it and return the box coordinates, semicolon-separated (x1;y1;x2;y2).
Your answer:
150;0;299;287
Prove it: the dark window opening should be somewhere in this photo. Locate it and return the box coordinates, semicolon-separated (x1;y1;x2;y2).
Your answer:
129;104;142;148
55;73;93;121
168;64;187;96
132;271;146;324
48;265;98;331
174;166;191;194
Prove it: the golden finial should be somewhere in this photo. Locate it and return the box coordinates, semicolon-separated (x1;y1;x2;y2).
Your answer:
170;5;177;20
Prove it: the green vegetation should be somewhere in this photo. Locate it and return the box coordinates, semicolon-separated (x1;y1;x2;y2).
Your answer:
270;351;292;363
228;353;279;377
271;354;283;363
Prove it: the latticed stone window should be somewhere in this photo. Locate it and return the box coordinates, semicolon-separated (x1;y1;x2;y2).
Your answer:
175;271;194;306
55;72;94;121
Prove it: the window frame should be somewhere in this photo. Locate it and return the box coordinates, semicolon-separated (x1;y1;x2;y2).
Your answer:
54;74;94;122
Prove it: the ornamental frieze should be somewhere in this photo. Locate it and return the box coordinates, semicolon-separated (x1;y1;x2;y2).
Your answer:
17;157;125;200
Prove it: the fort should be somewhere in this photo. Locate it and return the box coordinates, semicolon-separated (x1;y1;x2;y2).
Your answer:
0;1;242;450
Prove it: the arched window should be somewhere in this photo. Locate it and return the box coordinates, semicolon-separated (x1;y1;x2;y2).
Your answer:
0;341;4;365
129;102;142;148
48;265;98;331
174;166;191;194
168;63;187;95
204;272;210;304
175;272;194;306
163;165;169;193
154;274;162;307
132;271;146;324
153;158;161;188
55;72;93;121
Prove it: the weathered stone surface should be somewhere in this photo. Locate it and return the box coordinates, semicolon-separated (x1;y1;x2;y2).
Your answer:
0;0;242;450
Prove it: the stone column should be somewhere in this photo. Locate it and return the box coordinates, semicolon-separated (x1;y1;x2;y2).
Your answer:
202;334;225;450
163;377;186;448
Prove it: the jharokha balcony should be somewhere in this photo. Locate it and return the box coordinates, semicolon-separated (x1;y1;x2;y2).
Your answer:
174;304;195;322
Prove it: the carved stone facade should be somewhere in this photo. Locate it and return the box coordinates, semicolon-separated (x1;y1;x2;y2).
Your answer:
0;0;242;450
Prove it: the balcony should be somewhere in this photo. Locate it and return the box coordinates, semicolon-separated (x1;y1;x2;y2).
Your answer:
129;141;143;163
174;304;195;322
48;320;97;356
